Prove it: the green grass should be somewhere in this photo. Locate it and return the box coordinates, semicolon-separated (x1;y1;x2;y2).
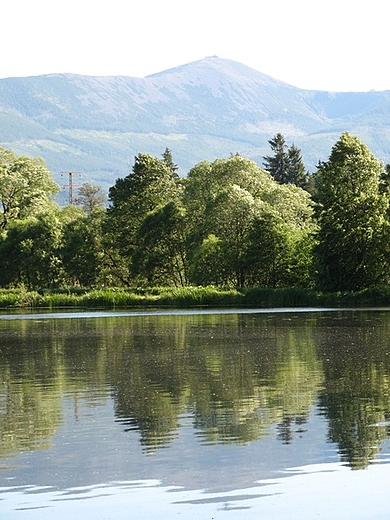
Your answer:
241;287;322;307
0;285;390;310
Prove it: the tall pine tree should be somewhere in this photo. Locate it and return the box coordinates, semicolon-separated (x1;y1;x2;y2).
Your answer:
162;147;179;177
287;144;308;188
263;133;308;188
263;133;289;184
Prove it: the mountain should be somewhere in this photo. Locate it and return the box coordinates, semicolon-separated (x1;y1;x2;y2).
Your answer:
1;55;390;195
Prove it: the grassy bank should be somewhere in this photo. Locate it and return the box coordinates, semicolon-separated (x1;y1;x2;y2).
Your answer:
1;285;390;310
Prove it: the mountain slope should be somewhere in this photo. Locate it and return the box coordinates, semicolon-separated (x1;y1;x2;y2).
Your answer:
0;56;389;193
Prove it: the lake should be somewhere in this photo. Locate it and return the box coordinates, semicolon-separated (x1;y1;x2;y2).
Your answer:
1;307;390;519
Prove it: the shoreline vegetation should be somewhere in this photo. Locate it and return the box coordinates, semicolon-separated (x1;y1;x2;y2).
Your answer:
1;286;390;311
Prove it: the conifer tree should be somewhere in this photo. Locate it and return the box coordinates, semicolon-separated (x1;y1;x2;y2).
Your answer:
263;133;308;188
263;133;289;184
162;147;179;177
287;144;308;188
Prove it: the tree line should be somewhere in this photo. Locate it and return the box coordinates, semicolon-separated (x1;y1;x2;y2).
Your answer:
0;131;389;293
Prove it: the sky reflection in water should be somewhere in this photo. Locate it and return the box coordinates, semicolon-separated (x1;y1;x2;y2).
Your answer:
2;462;390;520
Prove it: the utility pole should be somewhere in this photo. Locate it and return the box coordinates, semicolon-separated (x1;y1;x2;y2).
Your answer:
62;172;81;205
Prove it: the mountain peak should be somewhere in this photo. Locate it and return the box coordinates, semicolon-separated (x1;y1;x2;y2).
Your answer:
1;57;390;192
147;56;290;89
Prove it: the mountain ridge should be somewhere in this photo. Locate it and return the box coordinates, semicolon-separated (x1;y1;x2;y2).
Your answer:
0;56;389;193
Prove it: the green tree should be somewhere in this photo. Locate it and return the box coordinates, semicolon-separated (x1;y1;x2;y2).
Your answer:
184;155;315;288
314;132;390;291
184;155;274;250
263;133;289;184
162;147;179;177
184;156;275;286
263;133;308;188
189;234;228;286
61;206;106;287
131;201;188;286
244;210;295;287
261;182;314;230
0;211;64;289
0;147;59;230
287;144;309;188
205;184;261;287
105;153;182;284
379;163;390;199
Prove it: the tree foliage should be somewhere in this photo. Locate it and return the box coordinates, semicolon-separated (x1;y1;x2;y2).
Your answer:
77;182;106;213
162;147;179;177
263;133;308;188
184;155;315;287
2;136;390;293
0;211;64;289
0;147;59;230
131;201;188;286
105;153;182;284
314;132;390;291
61;207;106;287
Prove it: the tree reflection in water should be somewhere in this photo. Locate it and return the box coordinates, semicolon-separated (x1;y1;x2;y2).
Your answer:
1;310;390;469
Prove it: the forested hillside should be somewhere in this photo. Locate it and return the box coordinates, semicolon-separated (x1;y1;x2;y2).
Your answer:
1;56;390;195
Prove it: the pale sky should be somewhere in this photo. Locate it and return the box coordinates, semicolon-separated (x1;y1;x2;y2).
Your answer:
1;0;389;92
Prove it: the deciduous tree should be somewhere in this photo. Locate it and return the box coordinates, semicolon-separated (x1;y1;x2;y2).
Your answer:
61;206;106;287
131;201;188;286
0;147;59;230
0;211;64;289
105;153;181;284
184;155;315;288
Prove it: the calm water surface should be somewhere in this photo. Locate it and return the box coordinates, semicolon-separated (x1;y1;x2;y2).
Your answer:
1;308;390;519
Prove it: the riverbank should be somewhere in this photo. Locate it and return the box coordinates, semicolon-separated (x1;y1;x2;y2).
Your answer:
1;286;390;309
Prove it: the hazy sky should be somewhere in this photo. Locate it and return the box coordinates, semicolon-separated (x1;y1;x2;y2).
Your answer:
2;0;389;92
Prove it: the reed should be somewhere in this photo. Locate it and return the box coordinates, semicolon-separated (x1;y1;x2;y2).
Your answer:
0;285;390;310
38;288;153;308
40;291;82;308
78;289;153;308
0;290;26;307
241;287;322;307
156;286;243;306
0;289;42;308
